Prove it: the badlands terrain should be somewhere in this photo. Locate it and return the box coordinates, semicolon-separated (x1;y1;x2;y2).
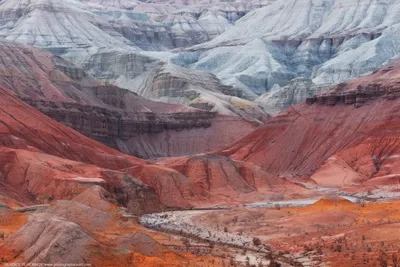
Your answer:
2;0;400;111
1;0;400;266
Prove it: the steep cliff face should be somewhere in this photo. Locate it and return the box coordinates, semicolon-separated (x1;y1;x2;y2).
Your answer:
0;0;134;52
218;60;400;179
170;0;400;108
26;97;257;159
0;0;274;51
66;49;270;123
306;62;400;190
256;78;326;115
82;0;275;48
179;32;387;98
0;85;169;214
22;98;218;152
151;63;270;123
115;115;259;158
0;41;258;158
2;0;400;117
0;85;301;209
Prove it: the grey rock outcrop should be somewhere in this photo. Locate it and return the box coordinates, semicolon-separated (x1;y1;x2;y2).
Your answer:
0;41;261;158
182;0;400;99
66;48;270;123
3;0;400;117
256;78;326;115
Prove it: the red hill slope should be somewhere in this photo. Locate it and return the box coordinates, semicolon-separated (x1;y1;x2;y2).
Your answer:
0;41;259;158
218;60;400;180
156;155;312;205
0;85;301;210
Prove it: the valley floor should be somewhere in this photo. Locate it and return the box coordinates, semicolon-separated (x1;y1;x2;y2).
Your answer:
141;197;400;267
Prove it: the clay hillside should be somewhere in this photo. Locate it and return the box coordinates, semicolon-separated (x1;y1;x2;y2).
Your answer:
1;51;400;267
0;41;263;159
2;0;400;266
0;83;296;266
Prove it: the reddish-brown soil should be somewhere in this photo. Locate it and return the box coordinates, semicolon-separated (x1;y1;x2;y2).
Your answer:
2;51;400;266
0;85;146;168
218;98;400;177
0;41;259;158
217;60;400;196
0;84;303;266
0;86;246;210
157;155;314;205
194;198;400;267
0;199;226;267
